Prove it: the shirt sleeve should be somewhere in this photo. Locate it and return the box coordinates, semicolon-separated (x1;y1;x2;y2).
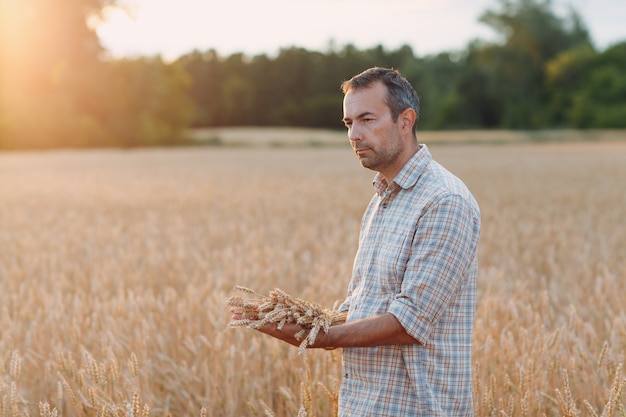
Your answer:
387;193;479;345
337;296;351;313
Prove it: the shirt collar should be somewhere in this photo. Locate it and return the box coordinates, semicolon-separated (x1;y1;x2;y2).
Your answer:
373;144;432;195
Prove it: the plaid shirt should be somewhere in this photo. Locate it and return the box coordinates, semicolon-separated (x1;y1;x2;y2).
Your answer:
338;145;480;416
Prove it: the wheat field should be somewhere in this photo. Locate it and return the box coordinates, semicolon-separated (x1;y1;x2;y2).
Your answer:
1;137;625;416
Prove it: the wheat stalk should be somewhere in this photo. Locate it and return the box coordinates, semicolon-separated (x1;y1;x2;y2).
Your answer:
227;286;347;354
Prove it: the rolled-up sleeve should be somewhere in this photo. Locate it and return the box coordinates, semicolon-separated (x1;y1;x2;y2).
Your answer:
388;193;479;345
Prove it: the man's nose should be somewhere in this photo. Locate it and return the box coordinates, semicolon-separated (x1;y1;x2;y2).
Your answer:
348;125;362;142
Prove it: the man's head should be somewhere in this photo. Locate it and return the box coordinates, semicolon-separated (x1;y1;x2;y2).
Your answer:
341;67;421;181
341;67;420;136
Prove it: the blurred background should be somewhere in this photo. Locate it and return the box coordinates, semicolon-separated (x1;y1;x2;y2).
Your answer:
1;0;625;149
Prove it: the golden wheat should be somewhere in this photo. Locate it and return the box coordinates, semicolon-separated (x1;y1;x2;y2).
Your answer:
227;286;347;354
1;136;625;416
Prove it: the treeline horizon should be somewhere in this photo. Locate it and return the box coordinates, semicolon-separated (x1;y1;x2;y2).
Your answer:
1;0;625;149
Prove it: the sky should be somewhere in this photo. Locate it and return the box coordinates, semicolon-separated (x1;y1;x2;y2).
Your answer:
95;0;626;61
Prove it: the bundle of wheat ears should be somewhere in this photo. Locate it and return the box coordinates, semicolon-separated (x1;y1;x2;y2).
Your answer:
227;286;347;354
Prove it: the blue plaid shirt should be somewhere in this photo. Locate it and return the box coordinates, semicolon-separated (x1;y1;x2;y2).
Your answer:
338;145;480;416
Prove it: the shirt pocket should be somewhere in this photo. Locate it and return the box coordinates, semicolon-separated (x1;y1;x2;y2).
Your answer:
364;227;411;300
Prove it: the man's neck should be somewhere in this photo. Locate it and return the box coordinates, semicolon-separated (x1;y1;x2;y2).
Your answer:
379;142;421;183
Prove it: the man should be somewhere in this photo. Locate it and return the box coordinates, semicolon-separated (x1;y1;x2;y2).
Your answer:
248;67;480;416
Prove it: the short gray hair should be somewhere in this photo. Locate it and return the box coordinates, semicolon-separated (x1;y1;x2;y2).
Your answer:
341;67;420;127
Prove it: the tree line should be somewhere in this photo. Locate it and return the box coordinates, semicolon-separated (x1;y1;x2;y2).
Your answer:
1;0;624;149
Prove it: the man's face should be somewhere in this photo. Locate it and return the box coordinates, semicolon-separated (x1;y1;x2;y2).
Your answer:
342;81;405;178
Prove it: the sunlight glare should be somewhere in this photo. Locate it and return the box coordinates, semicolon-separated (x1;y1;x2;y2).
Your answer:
93;6;146;58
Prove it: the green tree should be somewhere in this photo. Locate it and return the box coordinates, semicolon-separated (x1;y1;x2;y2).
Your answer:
0;0;194;149
176;50;225;127
96;57;194;146
402;52;468;129
174;0;622;132
457;0;591;128
546;42;626;128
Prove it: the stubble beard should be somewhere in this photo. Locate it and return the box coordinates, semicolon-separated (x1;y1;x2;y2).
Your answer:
356;129;405;174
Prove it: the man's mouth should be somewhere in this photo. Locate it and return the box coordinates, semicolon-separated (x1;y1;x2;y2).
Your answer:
355;147;369;156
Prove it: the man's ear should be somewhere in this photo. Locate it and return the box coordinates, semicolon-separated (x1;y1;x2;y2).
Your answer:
399;108;417;133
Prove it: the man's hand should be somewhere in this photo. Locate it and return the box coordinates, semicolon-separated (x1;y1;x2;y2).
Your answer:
231;312;335;350
256;322;307;348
